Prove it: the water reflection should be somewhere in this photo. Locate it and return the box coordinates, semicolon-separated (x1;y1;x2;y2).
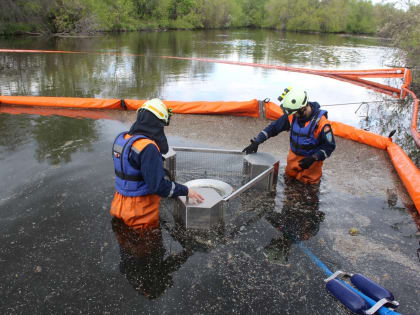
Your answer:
0;113;98;165
32;116;98;164
0;112;32;154
112;218;192;299
0;30;395;100
264;176;324;264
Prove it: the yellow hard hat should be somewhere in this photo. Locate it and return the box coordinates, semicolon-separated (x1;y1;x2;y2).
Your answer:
138;98;172;125
278;87;308;115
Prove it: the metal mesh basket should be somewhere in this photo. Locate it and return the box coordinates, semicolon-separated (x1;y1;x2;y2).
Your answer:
164;146;280;230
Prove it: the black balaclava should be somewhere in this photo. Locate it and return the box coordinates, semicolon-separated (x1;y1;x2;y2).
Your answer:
128;109;169;154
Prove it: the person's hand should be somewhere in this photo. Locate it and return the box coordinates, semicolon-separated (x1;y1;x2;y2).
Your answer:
187;188;204;204
242;139;259;154
298;156;316;169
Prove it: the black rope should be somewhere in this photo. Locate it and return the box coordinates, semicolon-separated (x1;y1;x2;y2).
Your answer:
120;99;127;110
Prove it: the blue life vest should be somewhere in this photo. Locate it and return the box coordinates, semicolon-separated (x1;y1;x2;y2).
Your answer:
289;110;327;156
112;132;155;197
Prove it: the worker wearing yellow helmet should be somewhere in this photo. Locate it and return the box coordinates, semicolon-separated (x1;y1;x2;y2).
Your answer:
243;88;336;184
110;98;204;230
140;98;172;126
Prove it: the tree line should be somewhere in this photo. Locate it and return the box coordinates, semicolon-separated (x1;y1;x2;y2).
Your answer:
0;0;411;34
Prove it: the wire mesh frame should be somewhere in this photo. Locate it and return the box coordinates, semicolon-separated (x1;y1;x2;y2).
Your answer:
165;147;279;229
166;147;278;198
169;147;247;190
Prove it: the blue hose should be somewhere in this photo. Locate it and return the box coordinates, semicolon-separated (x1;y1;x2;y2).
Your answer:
295;241;402;315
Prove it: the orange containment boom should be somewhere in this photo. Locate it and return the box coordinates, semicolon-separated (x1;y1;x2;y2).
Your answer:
403;87;420;148
124;99;260;117
0;96;122;109
0;96;260;118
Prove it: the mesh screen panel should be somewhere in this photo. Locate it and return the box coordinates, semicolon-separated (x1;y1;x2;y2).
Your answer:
172;148;246;190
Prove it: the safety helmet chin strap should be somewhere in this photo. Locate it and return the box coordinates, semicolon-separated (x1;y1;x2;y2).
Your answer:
165;108;173;126
280;105;296;115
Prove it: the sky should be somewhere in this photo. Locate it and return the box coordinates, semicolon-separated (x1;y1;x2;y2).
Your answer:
370;0;415;10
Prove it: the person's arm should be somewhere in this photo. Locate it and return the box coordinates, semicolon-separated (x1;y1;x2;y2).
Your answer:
243;114;290;154
255;114;291;144
132;144;203;203
131;144;188;197
312;124;336;161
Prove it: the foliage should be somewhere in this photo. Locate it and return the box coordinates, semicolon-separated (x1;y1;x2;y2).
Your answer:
0;0;399;34
47;0;90;34
0;0;48;34
237;0;268;27
89;0;139;31
193;0;239;28
344;0;376;34
377;1;420;87
265;0;379;34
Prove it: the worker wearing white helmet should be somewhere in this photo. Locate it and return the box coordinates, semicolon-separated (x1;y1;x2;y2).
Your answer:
110;98;203;230
243;88;336;184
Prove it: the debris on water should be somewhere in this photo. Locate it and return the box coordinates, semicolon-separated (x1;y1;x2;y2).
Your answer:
386;188;398;207
349;227;359;236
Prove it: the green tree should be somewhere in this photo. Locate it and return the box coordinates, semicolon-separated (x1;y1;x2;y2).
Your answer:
89;0;138;31
193;0;240;28
264;0;291;30
133;0;159;18
318;0;347;33
345;0;377;34
168;0;194;19
265;0;321;32
237;0;268;27
377;1;420;88
47;0;97;34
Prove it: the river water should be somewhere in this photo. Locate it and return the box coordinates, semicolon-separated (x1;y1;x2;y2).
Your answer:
0;30;419;314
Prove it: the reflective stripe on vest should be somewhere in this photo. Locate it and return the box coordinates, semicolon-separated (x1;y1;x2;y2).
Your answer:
289;110;327;156
112;132;158;197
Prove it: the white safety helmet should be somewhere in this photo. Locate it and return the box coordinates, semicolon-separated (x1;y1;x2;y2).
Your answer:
138;98;172;125
278;87;308;115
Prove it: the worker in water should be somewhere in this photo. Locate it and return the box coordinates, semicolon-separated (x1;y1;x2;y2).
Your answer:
110;98;204;230
243;87;336;185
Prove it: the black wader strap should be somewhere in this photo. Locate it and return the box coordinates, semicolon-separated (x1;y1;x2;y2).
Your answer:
115;169;143;181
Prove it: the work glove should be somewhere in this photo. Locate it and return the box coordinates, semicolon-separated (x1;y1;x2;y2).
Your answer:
298;156;316;169
242;139;259;154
